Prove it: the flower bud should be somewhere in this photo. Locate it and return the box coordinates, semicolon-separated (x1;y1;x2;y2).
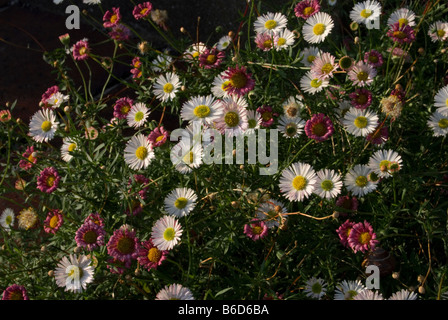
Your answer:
418;286;425;294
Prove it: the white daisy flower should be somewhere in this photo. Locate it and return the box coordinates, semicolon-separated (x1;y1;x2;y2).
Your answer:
156;283;195;300
427;110;448;137
349;0;382;26
255;198;287;229
277;115;305;138
124;133;155;170
29;108;59;143
342;107;379;137
164;187;198;218
428;21;448;42
302;12;334;44
301;46;322;67
127;102;150;128
46;91;70;109
344;164;377;197
216;35;232;51
311;52;338;80
183;42;207;61
353;289;384;300
153;72;181;102
334;100;352;119
246;109;262;134
180;95;222;126
348;61;377;87
387;7;416;27
60;137;78;162
313;169;343;199
368;149;403;179
334;280;366;300
434;85;448;116
300;70;330;95
282;95;304;119
151;54;173;72
389;289;418;300
279;162;317;202
170;139;203;174
54;254;95;293
211;72;231;99
151;215;183;251
253;12;288;35
274;28;295;50
0;208;15;231
215;95;249;137
304;277;327;300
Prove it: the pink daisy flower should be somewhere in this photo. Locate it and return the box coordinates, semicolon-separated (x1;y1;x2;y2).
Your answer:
294;0;320;19
18;146;37;170
363;49;384;68
304;113;334;142
257;105;278;128
199;47;225;69
348;220;379;253
255;32;277;51
2;284;29;300
336;219;355;248
75;221;106;251
36;167;60;194
113;97;134;119
136;239;168;271
84;212;105;227
244;219;268;241
108;24;131;42
387;22;416;44
40;85;59;106
43;209;63;234
72;39;90;60
349;88;373;110
366;123;389;146
148;126;169;147
103;7;121;28
222;65;255;97
133;2;153;20
348;61;377;87
335;195;358;217
106;257;131;274
107;226;140;262
311;52;338;80
0;109;11;122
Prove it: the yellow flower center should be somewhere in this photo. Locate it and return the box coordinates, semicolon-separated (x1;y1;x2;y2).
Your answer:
205;54;217;65
307;55;316;63
5;215;12;225
252;226;263;235
163;83;174;93
354;116;368;128
321;63;334;74
83;230;98;244
230;72;248;89
398;18;409;27
356;94;368;104
357;71;369;81
221;80;231;91
163;227;175;241
9;291;23;300
155;135;165;142
182;151;194;165
68;143;77;152
264;19;277;30
49;215;59;229
311;122;327;137
355;176;368;187
358;232;371;244
277;37;286;46
438;118;448;129
263;39;273;49
310;79;322;88
174;197;188;209
393;31;406;39
46;176;55;187
117;237;135;254
192;51;200;58
303;6;314;16
262;111;272;122
41;120;52;132
120;105;130;115
313;23;326;36
292;175;307;191
360;9;372;19
437;29;446;37
140;8;149;15
147;247;162;263
320;179;334;191
379;160;391;172
68;266;84;279
79;46;87;56
224;111;240;127
135;146;148;160
110;14;118;24
134;111;145;122
193;105;211;118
